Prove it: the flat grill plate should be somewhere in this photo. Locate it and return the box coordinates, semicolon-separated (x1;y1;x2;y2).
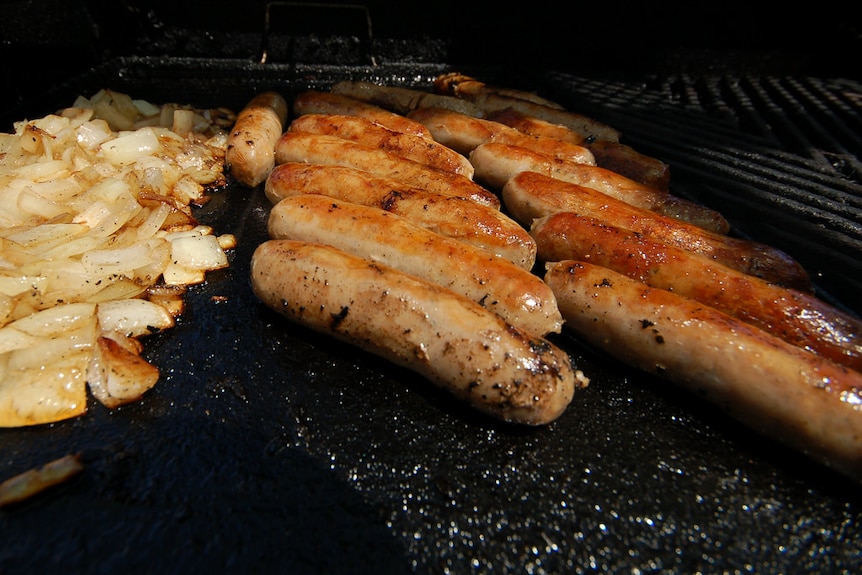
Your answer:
1;58;861;574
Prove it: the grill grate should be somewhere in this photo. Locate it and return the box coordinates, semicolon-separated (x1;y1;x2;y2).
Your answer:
521;70;862;314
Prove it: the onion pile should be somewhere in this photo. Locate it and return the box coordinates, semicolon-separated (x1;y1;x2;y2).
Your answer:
0;89;237;427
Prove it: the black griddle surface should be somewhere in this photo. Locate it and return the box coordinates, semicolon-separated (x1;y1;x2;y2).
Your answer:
1;59;862;574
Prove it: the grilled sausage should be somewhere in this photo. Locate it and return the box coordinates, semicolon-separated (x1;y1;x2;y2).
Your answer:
292;90;434;139
274;132;500;209
470;142;728;234
251;240;585;425
544;259;862;481
431;74;621;143
485;107;587;144
330;81;483;117
585;140;672;192
433;72;567;110
288;113;475;178
486;108;671;191
264;163;536;269
502;171;812;291
225;91;288;187
532;211;862;371
406;107;595;165
267;194;562;337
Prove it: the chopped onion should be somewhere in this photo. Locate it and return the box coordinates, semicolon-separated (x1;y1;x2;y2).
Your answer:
0;89;235;427
97;298;174;337
100;127;161;165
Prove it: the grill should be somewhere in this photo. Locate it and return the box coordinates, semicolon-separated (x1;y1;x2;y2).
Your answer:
2;3;862;574
533;72;862;315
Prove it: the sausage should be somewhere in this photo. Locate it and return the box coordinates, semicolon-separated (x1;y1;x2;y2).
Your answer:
267;194;562;337
486;108;590;146
473;96;621;143
288;113;475;178
532;211;862;371
470;142;729;234
502;171;812;291
251;240;585;425
406;107;596;165
264;163;536;269
431;74;621;143
485;107;586;144
544;259;862;481
274;132;500;209
584;140;672;192
486;108;671;191
292;90;434;139
330;81;483;117
225;91;288;187
433;72;567;110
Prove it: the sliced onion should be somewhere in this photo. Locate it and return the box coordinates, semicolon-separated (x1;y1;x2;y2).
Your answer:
0;89;232;426
87;336;160;408
100;127;161;165
6;302;97;337
97;298;174;337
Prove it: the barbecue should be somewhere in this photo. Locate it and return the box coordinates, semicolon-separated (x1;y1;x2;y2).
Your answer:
1;2;861;573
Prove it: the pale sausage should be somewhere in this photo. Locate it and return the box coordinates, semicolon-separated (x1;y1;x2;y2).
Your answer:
251;240;585;425
267;194;562;337
225;91;288;187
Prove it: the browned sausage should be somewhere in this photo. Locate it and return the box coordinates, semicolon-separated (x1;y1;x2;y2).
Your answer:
544;259;862;482
433;72;567;109
406;107;595;165
267;195;562;337
502;171;811;291
330;80;483;116
288;113;474;178
432;73;621;143
585;140;672;192
532;211;862;371
292;90;434;139
470;142;729;234
264;162;536;269
486;108;671;191
485;107;587;144
274;132;500;209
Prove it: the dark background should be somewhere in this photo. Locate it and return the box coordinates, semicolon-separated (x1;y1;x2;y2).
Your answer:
1;0;860;124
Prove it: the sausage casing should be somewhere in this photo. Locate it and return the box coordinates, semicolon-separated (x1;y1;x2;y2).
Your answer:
264;163;536;269
432;75;621;143
471;141;728;234
251;240;583;425
486;108;671;191
433;72;566;110
486;107;586;144
544;259;862;481
274;132;500;209
406;107;595;165
292;90;434;139
225;91;288;187
329;80;483;116
288;113;475;178
267;194;562;337
532;211;862;372
502;171;811;291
